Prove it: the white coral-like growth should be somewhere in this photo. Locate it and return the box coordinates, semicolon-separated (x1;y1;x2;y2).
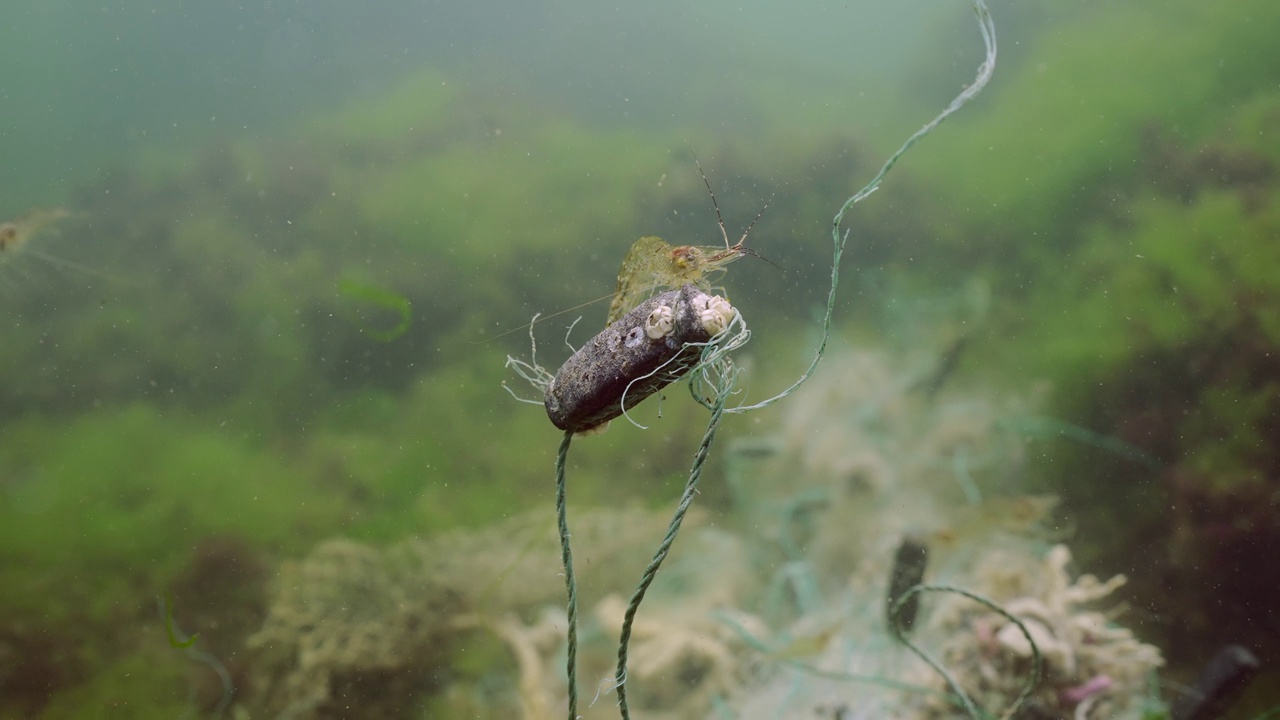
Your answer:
923;543;1163;719
248;507;701;718
594;593;742;712
644;304;675;339
698;295;735;336
991;545;1161;681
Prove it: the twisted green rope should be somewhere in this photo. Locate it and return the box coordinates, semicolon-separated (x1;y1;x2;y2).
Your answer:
614;362;733;719
554;429;580;718
549;4;998;716
889;583;1042;720
724;0;996;415
552;321;745;720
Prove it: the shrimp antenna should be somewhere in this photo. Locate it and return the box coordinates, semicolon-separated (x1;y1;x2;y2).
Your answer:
736;192;773;249
687;146;732;249
687;145;772;252
474;288;619;344
739;246;784;273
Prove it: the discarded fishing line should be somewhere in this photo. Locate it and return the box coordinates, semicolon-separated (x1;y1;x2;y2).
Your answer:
614;355;737;718
507;290;747;719
883;536;1044;720
503;2;997;717
889;584;1043;720
707;0;996;416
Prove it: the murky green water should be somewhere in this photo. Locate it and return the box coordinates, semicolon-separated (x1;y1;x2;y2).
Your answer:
2;0;1277;717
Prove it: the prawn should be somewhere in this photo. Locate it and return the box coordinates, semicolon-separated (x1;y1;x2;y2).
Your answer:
0;207;119;283
605;153;772;325
0;207;69;257
486;156;771;343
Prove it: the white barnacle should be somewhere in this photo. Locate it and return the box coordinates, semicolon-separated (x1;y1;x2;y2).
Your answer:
698;295;735;336
645;304;675;340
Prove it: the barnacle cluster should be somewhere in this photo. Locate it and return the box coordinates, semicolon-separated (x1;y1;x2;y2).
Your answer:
696;294;735;336
644;304;675;339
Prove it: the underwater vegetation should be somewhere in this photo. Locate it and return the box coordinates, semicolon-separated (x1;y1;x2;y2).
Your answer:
338;279;413;342
247;506;694;717
966;71;1280;699
848;0;1280;706
241;347;1171;719
1;54;881;717
2;0;1279;716
0;73;622;716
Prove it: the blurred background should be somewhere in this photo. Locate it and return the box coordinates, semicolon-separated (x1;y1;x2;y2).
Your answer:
1;0;1278;717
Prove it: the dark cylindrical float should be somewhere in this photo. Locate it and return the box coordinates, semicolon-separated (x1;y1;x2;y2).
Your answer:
544;284;735;433
1171;644;1260;720
886;536;930;635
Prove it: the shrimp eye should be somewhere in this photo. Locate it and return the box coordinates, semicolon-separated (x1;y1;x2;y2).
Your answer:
672;246;702;269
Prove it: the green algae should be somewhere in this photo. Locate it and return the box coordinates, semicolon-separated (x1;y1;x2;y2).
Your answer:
0;406;345;624
159;594;199;649
339;279;412;341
